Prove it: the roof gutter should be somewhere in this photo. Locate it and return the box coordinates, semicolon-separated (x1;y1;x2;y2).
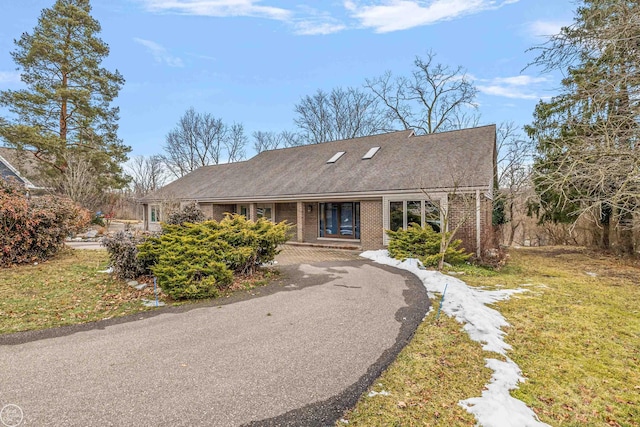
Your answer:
137;185;492;204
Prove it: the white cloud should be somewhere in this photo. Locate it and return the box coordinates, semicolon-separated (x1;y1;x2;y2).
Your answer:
476;74;552;100
139;0;292;20
0;71;21;85
490;76;549;86
133;38;184;67
344;0;520;33
291;7;346;35
477;84;540;100
294;20;347;35
526;20;570;38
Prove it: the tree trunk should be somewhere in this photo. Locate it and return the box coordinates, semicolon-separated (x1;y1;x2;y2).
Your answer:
438;232;446;270
600;204;611;250
616;211;634;255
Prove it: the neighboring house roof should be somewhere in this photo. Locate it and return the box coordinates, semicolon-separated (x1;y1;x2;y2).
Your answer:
140;125;497;203
0;147;46;189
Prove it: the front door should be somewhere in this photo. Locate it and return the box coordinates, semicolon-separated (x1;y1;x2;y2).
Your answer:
319;202;360;239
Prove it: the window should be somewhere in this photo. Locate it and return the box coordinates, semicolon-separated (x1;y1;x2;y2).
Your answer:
150;205;160;223
387;200;441;232
327;151;345;163
362;146;381;160
407;201;421;226
256;204;273;221
319;202;360;239
238;205;248;217
389;201;403;232
425;201;441;232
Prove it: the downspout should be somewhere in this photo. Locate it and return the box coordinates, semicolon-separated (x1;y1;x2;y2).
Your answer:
476;190;481;256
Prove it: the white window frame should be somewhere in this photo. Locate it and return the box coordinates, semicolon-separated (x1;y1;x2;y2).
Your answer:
150;205;161;223
256;203;274;222
382;194;448;245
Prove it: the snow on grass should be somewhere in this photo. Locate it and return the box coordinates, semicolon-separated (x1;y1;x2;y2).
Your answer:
361;250;550;427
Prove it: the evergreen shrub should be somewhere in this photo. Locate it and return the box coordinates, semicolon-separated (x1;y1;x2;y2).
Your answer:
386;224;471;267
137;214;290;299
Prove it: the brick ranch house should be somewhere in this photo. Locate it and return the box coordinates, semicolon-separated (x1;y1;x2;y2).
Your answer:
139;125;497;254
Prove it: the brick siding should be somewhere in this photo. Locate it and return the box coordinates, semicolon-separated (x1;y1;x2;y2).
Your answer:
210;204;236;220
303;202;319;242
360;200;383;250
448;192;493;255
275;203;297;225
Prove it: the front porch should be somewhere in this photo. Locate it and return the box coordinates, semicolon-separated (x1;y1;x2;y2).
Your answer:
144;199;384;250
200;200;380;250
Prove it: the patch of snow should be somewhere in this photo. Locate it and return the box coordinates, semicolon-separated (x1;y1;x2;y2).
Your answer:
460;358;548;427
367;390;390;397
360;250;550;427
585;271;598;277
97;267;113;274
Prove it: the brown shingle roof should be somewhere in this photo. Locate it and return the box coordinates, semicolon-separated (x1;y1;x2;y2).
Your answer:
140;125;496;202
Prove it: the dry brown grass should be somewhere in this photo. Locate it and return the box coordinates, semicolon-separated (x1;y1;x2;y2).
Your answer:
0;249;155;334
341;247;640;427
0;248;276;334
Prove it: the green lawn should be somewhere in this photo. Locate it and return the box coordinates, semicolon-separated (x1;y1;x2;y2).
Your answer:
341;247;640;427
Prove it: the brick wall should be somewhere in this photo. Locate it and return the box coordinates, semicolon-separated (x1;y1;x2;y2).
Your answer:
276;203;297;225
361;200;383;250
211;204;236;220
448;192;493;255
304;202;319;242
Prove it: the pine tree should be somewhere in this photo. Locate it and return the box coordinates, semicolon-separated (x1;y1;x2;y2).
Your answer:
0;0;129;205
526;0;640;253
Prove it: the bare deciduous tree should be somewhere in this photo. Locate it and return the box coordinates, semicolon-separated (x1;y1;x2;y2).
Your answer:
293;86;390;144
495;122;535;246
422;188;478;270
366;51;479;134
252;130;302;154
126;155;167;197
161;108;246;178
46;151;126;212
226;123;247;163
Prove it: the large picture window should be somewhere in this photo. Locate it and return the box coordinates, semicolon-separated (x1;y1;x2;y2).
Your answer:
387;200;441;232
319;202;360;239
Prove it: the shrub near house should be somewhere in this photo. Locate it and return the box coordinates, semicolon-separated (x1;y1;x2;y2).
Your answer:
386;224;470;267
103;209;290;300
138;215;290;299
0;179;90;267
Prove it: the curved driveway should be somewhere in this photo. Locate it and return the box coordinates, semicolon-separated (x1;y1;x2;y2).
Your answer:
0;254;428;426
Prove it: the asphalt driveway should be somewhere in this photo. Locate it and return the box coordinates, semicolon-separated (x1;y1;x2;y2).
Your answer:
0;255;428;426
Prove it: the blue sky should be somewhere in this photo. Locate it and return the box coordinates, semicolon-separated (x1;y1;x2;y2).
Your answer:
0;0;575;158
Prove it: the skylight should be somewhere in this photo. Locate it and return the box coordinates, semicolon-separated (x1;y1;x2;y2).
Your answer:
327;151;346;164
362;146;381;160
